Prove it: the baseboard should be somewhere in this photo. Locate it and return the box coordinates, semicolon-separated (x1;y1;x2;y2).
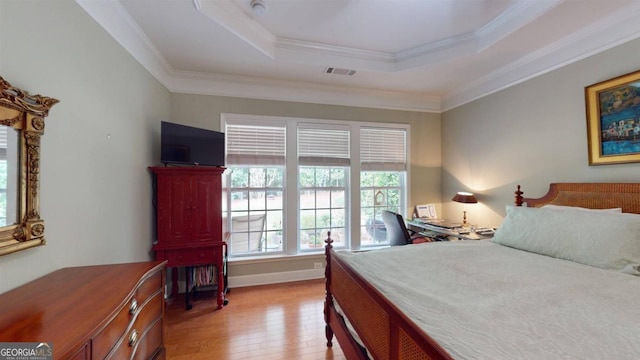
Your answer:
228;268;325;289
171;268;325;294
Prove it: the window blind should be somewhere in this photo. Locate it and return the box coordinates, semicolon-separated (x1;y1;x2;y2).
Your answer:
361;127;406;171
0;126;6;149
298;125;350;166
0;127;7;161
225;123;286;165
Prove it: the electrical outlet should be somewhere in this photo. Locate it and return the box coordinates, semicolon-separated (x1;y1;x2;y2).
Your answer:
314;262;324;269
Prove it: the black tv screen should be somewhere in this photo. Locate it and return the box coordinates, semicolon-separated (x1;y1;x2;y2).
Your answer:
161;121;225;166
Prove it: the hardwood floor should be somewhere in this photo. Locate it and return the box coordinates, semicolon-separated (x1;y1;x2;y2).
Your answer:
165;279;346;360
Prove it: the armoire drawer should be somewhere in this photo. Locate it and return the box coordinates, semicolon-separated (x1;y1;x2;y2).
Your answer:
164;247;219;267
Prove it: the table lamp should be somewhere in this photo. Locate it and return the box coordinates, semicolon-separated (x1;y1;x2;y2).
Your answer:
452;192;477;226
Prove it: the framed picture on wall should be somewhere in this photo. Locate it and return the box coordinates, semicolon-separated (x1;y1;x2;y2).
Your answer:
585;69;640;165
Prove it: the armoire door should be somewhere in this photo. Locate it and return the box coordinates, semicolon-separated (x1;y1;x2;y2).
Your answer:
157;175;191;244
190;174;222;242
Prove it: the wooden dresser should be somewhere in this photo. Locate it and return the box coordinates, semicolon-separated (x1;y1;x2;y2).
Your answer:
0;261;167;360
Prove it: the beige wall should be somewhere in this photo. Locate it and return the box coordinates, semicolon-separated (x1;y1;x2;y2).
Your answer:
0;0;171;293
170;94;441;279
442;38;640;228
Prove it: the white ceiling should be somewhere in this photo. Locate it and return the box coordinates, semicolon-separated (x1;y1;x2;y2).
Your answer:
77;0;640;112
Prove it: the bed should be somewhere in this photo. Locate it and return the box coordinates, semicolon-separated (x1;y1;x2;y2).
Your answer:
324;183;640;360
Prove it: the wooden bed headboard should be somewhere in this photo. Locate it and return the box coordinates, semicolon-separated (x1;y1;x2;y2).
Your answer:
514;183;640;214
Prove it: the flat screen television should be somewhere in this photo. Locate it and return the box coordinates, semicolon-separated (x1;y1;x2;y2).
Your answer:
160;121;225;166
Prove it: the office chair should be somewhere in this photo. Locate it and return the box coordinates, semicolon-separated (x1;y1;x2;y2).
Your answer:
381;210;432;246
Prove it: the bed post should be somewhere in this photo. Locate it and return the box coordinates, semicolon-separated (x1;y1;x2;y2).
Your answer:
324;231;334;347
515;184;524;206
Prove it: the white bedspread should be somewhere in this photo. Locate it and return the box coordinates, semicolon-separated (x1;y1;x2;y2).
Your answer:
336;241;640;359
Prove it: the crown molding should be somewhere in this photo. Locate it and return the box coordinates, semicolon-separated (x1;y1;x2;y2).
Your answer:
276;38;396;73
76;0;175;87
76;0;441;112
77;0;640;113
475;0;563;52
192;0;558;72
171;71;442;112
277;38;394;63
442;1;640;111
194;0;277;59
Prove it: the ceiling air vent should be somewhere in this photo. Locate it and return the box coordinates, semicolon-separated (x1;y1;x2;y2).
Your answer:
324;67;356;76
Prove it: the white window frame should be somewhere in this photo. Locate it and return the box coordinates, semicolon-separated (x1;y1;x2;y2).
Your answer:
298;123;351;251
223;116;287;257
359;127;409;247
221;114;411;255
360;171;408;247
227;166;285;256
298;165;349;252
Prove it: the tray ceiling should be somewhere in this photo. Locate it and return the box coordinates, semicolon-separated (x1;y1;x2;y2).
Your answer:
77;0;640;112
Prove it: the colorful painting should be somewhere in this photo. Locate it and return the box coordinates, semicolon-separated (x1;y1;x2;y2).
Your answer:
585;70;640;165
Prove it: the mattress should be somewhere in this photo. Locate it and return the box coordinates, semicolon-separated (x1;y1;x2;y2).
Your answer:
336;241;640;359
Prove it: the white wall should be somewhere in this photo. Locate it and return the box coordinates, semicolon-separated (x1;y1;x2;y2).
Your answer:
442;38;640;228
0;0;171;293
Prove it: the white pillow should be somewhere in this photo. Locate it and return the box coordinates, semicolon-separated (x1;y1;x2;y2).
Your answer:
541;204;622;213
491;205;640;275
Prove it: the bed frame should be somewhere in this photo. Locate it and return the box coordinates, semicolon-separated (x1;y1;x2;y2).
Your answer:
324;183;640;360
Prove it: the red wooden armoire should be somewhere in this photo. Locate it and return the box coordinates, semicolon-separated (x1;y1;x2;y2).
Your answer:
150;166;226;309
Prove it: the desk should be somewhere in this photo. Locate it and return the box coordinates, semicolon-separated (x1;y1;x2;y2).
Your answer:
407;219;494;241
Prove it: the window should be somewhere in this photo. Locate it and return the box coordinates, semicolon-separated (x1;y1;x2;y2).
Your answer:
225;121;286;256
298;125;350;250
360;128;407;247
223;114;408;257
229;167;284;254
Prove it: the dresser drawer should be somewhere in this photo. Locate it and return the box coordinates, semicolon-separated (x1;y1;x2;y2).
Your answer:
93;273;163;359
0;261;166;360
106;292;163;360
132;317;164;360
93;296;136;358
136;272;163;304
164;247;219;267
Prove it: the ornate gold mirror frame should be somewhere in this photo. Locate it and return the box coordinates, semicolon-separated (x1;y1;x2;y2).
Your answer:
0;77;58;256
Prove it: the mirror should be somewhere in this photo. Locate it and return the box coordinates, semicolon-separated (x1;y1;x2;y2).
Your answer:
0;126;20;227
0;77;58;256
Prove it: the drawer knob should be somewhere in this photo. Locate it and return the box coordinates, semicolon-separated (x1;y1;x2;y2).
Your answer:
129;299;138;314
128;329;139;347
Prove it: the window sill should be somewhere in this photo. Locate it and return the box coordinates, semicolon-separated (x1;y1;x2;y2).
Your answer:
227;244;390;265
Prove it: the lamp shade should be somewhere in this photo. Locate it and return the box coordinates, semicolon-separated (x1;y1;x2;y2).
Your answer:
452;191;478;204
